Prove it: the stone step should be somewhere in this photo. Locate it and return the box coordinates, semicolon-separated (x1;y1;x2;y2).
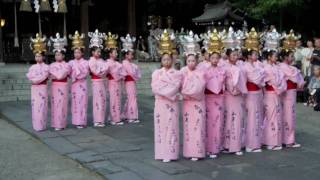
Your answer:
0;63;156;102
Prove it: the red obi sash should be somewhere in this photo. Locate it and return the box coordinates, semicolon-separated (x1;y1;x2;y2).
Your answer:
124;75;134;82
265;83;275;91
246;82;261;91
33;79;48;85
52;78;67;83
205;88;223;95
106;74;114;80
287;80;297;90
91;73;102;79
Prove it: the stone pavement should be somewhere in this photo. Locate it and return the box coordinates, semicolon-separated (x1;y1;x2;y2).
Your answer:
0;118;104;180
1;95;320;180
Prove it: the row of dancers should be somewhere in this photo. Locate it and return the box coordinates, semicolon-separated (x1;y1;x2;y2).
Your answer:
152;28;304;162
27;31;141;131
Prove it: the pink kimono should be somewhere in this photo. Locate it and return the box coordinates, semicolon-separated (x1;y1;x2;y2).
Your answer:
88;57;108;124
152;67;182;161
198;61;211;71
279;63;304;145
105;59;126;123
49;61;71;129
243;61;265;150
223;61;248;153
204;65;226;155
263;63;287;147
121;59;141;120
180;67;206;158
69;58;89;126
26;63;49;131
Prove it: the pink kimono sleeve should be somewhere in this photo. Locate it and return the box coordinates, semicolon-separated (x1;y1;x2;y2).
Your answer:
181;71;205;100
89;59;107;77
152;70;182;101
69;61;89;82
50;63;70;80
26;65;49;84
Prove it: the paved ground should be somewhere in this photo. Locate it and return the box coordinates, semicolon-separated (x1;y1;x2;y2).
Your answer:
1;94;320;180
0;118;104;180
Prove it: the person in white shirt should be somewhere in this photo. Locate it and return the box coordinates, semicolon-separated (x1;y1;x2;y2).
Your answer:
301;40;314;77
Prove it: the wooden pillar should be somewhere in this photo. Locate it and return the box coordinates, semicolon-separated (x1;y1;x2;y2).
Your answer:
128;0;136;35
80;0;89;56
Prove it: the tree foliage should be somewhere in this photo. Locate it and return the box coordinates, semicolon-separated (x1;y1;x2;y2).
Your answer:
231;0;303;19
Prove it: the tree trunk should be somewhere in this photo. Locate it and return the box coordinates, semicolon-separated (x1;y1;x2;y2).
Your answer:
80;0;89;57
128;0;136;36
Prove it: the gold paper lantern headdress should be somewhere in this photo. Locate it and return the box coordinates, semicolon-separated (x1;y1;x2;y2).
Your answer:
69;31;85;50
157;29;176;55
244;27;260;52
207;29;224;54
105;32;118;50
30;33;47;54
282;29;300;52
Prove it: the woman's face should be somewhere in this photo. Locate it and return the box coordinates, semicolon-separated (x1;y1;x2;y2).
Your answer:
313;66;320;77
92;48;101;58
55;51;64;62
210;53;220;66
186;55;197;70
204;52;210;61
228;51;238;64
35;53;44;63
249;51;258;62
74;49;83;60
109;49;118;59
269;53;278;63
161;54;173;69
126;51;134;61
307;41;313;48
286;52;295;64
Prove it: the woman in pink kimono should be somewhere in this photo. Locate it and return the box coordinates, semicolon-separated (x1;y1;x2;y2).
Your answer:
152;53;183;163
223;49;248;156
279;50;304;148
26;38;49;131
49;39;71;131
106;49;126;126
89;47;108;127
180;54;206;161
68;44;89;129
198;49;211;70
243;50;265;153
204;52;226;159
263;51;287;150
121;50;141;123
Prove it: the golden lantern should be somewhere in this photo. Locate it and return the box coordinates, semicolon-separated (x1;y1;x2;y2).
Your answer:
69;31;85;50
158;29;175;55
0;18;5;27
104;32;118;50
30;33;47;54
282;29;300;52
207;29;224;54
244;28;260;52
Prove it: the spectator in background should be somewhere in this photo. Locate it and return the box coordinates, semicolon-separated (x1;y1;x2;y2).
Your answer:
294;40;303;70
301;40;314;77
307;61;320;111
311;38;320;69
